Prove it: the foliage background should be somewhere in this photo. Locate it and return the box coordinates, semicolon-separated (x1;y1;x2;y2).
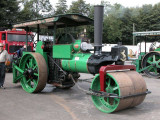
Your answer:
1;0;160;45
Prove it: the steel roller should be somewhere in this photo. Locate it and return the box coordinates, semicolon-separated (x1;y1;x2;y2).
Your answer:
91;71;147;113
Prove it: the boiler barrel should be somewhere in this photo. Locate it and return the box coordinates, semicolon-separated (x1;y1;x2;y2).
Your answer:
61;53;91;73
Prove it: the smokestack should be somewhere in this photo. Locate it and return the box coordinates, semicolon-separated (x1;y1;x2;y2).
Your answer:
94;5;104;55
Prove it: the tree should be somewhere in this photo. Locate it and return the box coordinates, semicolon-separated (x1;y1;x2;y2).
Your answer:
0;0;19;28
19;0;53;20
68;0;90;16
120;8;133;44
55;0;67;15
102;4;124;44
103;15;122;43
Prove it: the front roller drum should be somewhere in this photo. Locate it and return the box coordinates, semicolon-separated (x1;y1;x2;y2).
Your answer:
19;53;48;93
91;71;147;113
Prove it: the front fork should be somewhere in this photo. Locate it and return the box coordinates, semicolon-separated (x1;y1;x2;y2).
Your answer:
99;65;136;92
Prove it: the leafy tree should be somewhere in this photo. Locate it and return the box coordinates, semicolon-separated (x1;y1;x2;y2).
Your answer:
55;0;67;15
0;0;19;28
102;4;124;44
68;0;90;16
18;1;38;21
120;8;133;44
19;0;53;20
103;15;122;43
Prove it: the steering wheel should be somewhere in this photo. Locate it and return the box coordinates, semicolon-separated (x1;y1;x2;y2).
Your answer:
56;33;75;44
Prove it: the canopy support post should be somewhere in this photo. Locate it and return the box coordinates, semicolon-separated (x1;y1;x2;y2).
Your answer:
37;24;39;41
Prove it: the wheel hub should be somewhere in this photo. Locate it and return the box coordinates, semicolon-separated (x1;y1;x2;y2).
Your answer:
24;68;34;78
152;63;156;67
105;87;113;93
27;68;34;76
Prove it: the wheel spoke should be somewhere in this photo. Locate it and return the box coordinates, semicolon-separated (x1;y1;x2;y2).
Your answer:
147;60;152;64
148;66;154;71
113;99;118;106
153;55;156;62
29;58;33;68
114;98;119;102
26;63;29;68
33;79;37;85
34;73;38;76
27;79;31;83
153;67;158;75
15;74;24;81
27;79;31;87
107;98;110;104
33;65;37;70
113;86;118;91
107;78;111;87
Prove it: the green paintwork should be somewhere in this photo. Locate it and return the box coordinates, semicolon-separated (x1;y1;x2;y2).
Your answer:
35;41;48;71
133;49;160;74
13;62;24;83
12;53;40;93
12;63;17;83
61;53;91;73
155;48;160;51
91;73;120;113
13;41;49;89
53;44;72;59
36;41;48;61
73;40;81;52
140;52;146;56
133;52;146;72
133;55;143;72
144;53;160;75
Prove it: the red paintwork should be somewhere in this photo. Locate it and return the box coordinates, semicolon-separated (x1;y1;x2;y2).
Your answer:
74;44;79;48
0;30;33;54
99;65;136;92
41;45;44;49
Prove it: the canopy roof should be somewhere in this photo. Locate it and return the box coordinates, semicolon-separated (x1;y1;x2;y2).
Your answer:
13;14;93;29
133;31;160;36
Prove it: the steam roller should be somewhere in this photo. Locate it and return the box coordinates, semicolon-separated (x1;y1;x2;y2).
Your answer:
12;5;150;113
141;51;160;78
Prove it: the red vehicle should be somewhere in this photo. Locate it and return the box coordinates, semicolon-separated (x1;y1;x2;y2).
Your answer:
0;29;34;71
0;29;33;54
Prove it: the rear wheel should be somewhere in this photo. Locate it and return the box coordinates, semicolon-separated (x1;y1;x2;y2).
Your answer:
20;53;48;93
